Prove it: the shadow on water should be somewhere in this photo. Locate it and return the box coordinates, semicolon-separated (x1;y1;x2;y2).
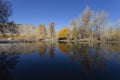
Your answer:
0;52;19;80
0;42;120;80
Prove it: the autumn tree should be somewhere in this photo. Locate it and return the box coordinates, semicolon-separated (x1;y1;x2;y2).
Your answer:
102;21;120;41
58;27;71;40
108;28;120;41
49;22;55;39
113;20;120;40
38;24;46;39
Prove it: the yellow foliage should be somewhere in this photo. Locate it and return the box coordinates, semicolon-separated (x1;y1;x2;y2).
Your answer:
110;29;120;40
58;43;70;54
58;27;71;39
72;31;78;38
24;31;31;40
107;44;120;53
37;24;46;39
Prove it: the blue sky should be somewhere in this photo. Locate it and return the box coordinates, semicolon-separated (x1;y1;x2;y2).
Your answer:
10;0;120;31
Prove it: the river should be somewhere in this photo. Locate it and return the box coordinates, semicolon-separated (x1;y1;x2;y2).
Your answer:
0;42;120;80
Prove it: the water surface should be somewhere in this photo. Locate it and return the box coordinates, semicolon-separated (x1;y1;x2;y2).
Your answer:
0;42;120;80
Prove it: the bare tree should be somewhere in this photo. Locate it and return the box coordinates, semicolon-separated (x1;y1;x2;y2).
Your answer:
71;7;93;39
71;7;108;41
81;6;93;39
94;11;108;40
0;0;12;24
0;0;19;36
0;21;18;36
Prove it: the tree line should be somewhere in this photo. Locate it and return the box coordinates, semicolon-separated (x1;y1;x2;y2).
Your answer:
58;7;120;41
0;0;120;41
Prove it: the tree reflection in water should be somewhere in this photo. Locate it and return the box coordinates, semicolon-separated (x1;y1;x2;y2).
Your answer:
58;43;71;54
38;42;46;57
48;42;55;59
37;42;55;59
0;42;120;79
0;52;19;80
37;42;120;74
58;42;118;74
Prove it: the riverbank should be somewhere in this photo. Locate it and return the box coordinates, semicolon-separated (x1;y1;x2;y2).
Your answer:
0;39;120;43
0;39;37;43
58;39;102;43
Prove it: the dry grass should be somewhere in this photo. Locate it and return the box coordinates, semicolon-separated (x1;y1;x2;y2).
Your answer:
0;36;25;40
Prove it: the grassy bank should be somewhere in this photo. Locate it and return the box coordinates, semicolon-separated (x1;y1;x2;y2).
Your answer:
0;36;120;43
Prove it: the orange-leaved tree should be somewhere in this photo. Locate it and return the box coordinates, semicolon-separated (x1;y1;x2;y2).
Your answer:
58;27;72;40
